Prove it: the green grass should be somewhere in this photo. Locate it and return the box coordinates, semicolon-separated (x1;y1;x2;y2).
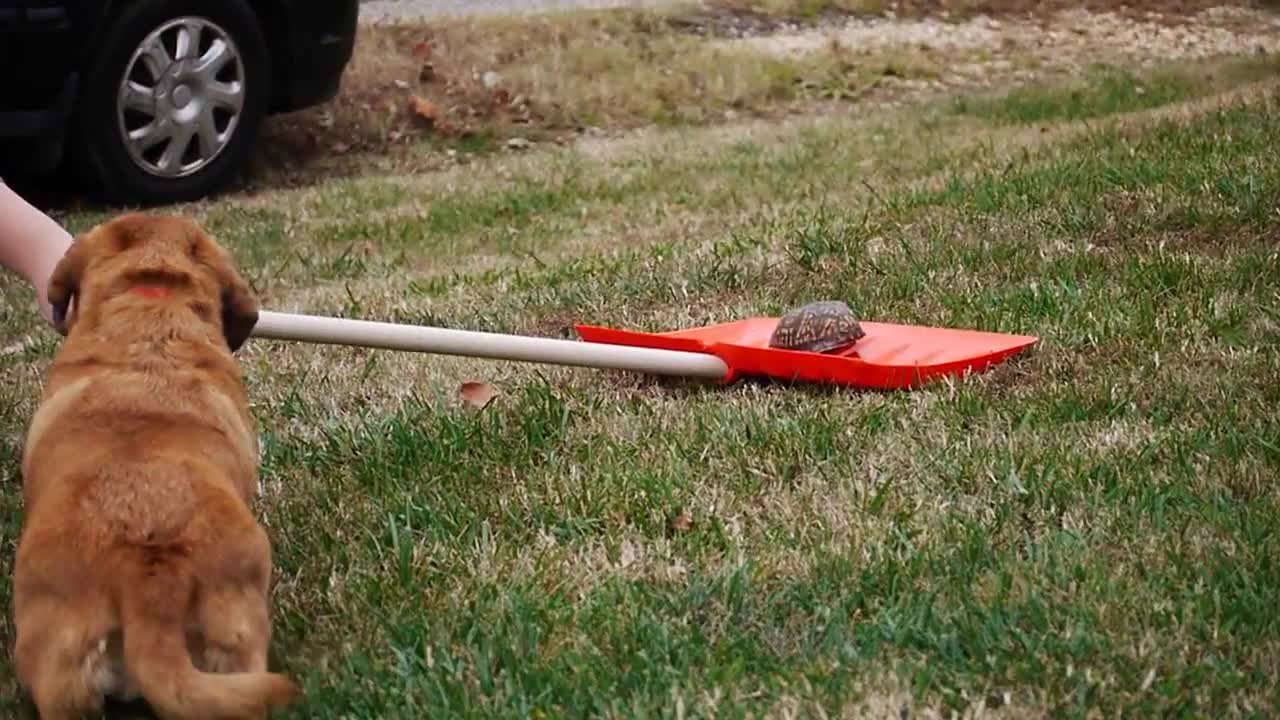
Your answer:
951;56;1280;125
2;49;1280;720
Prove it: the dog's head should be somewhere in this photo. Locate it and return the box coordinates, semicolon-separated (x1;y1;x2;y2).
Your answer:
47;213;259;353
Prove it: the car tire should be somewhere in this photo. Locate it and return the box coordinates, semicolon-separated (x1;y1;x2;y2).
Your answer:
73;0;270;205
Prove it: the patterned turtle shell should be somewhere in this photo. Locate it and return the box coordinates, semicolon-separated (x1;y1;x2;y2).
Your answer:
768;300;866;354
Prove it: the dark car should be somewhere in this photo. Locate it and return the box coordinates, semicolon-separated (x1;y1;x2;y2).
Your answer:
0;0;358;204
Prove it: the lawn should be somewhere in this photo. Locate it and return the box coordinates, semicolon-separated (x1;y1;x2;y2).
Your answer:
2;2;1279;718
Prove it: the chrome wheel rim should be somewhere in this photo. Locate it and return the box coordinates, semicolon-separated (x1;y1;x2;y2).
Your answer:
117;17;246;179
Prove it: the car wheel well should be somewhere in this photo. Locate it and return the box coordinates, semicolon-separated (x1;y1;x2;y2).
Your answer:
244;0;292;112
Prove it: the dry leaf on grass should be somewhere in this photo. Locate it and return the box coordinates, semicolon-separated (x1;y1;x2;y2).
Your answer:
668;510;694;533
459;381;500;410
408;95;440;127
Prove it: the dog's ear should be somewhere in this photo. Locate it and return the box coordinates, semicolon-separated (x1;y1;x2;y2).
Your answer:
220;269;260;354
200;238;259;353
45;237;93;336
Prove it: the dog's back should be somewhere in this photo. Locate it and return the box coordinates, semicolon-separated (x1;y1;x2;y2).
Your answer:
13;213;296;719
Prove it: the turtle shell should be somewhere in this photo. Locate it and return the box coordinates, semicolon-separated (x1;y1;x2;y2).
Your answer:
768;300;866;354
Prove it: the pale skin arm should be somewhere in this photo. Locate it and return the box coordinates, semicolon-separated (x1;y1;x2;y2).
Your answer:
0;180;75;328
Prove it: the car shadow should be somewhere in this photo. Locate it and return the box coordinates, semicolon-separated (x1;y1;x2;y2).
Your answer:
1;112;412;215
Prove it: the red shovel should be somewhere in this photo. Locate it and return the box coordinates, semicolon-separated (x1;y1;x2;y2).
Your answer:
251;310;1037;390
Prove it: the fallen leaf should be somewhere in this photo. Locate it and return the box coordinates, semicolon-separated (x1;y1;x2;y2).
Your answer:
669;510;693;533
408;95;439;127
459;381;500;409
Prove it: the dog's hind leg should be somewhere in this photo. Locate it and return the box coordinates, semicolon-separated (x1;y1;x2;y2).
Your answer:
195;522;276;673
191;523;282;719
196;584;273;674
13;598;111;720
191;584;276;720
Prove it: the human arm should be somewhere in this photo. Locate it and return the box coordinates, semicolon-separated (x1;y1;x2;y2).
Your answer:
0;179;75;328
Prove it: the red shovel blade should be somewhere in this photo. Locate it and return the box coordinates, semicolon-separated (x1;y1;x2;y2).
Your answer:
575;317;1038;389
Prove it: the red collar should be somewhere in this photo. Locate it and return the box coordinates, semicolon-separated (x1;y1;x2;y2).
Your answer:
130;285;171;299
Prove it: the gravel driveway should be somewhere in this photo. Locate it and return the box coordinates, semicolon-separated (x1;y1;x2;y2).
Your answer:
359;0;681;21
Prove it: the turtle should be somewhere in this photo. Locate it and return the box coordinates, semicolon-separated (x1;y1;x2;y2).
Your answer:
768;300;866;354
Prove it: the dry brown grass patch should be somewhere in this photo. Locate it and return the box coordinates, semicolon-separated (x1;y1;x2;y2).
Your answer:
705;0;1277;24
323;13;859;128
250;7;971;185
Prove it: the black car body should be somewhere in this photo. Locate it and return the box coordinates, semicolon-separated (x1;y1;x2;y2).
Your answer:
0;0;358;204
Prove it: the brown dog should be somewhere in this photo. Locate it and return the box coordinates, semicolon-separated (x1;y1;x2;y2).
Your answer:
12;213;296;719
